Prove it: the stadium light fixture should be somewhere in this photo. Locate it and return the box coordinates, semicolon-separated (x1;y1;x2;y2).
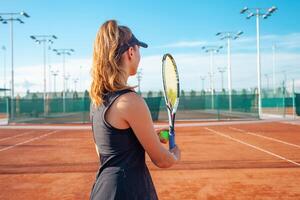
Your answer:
240;7;248;14
246;13;255;19
20;11;30;18
16;18;24;24
237;31;243;35
268;6;277;13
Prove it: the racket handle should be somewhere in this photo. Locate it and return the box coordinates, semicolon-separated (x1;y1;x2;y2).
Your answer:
169;129;175;149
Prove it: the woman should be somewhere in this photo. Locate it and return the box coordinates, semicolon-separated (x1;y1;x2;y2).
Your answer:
89;20;181;200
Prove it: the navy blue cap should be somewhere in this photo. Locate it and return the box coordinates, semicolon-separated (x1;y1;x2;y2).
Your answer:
116;34;148;57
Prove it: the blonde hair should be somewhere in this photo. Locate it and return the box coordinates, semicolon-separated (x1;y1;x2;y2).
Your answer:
90;20;133;106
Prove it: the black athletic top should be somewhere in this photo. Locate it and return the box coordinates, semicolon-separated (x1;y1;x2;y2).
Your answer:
89;89;158;200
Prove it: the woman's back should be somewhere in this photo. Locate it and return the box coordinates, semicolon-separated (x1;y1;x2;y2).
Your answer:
89;19;180;200
90;89;158;200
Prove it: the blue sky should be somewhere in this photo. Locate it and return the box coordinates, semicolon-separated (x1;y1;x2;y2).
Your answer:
0;0;300;94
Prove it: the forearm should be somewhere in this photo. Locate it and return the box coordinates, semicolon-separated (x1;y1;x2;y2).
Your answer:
152;146;177;168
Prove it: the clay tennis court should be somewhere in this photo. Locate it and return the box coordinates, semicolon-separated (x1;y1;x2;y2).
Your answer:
0;120;300;199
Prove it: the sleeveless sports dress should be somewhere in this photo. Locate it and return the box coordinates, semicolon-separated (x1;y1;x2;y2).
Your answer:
89;89;158;200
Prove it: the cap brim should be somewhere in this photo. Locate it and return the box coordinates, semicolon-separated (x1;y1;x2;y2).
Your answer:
138;41;148;48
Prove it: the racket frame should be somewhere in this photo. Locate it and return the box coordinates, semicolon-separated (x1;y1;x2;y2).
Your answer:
162;53;180;150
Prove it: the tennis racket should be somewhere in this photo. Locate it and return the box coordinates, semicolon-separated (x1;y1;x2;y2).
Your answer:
162;53;180;150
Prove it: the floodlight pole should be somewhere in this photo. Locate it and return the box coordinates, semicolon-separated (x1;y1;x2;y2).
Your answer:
10;20;14;117
292;79;295;119
200;76;205;91
79;65;82;92
210;51;213;91
65;73;70;92
30;35;57;115
0;11;30;120
47;45;54;94
202;45;222;110
240;6;277;118
272;44;276;95
210;51;214;109
73;78;78;92
216;31;243;112
218;67;226;91
227;37;231;94
137;69;142;95
49;65;52;93
51;70;59;94
1;46;6;96
264;74;270;90
256;9;262;117
53;48;74;112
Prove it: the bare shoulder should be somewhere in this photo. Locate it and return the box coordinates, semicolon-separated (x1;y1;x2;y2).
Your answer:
114;91;148;117
116;91;145;108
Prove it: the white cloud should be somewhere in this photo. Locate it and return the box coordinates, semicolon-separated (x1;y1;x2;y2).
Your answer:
234;33;300;51
154;40;207;48
4;51;300;96
131;51;300;93
3;32;300;96
5;58;92;96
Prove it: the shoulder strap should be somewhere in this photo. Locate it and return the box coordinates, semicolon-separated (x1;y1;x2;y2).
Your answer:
105;89;136;108
89;89;136;120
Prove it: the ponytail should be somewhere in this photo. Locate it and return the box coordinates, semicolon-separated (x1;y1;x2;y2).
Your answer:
90;20;132;106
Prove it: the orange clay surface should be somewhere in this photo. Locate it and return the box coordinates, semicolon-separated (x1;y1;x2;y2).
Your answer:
0;121;300;199
0;113;8;119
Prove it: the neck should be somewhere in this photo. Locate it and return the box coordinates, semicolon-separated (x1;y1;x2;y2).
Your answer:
120;62;131;85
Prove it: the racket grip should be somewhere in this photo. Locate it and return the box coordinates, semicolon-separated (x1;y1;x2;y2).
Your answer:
169;129;175;149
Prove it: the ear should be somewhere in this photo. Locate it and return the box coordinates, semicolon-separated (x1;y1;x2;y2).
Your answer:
127;47;134;60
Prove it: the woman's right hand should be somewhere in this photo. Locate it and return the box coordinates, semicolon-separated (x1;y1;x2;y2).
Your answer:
170;145;181;162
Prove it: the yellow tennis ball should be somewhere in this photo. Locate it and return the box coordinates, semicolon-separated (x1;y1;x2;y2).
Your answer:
159;130;169;141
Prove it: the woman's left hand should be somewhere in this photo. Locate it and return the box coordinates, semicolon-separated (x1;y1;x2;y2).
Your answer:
155;127;169;144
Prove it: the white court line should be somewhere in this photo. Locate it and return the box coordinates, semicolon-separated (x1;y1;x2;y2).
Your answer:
0;125;91;130
0;130;59;153
0;119;277;130
205;127;300;167
0;130;35;142
229;127;300;149
280;120;300;126
155;119;275;128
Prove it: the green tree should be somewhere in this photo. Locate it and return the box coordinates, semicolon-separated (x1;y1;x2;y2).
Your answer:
73;91;79;99
201;89;206;95
147;91;153;98
222;88;226;95
180;90;185;97
242;89;247;95
32;93;38;99
158;90;163;97
190;90;196;98
84;90;89;97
